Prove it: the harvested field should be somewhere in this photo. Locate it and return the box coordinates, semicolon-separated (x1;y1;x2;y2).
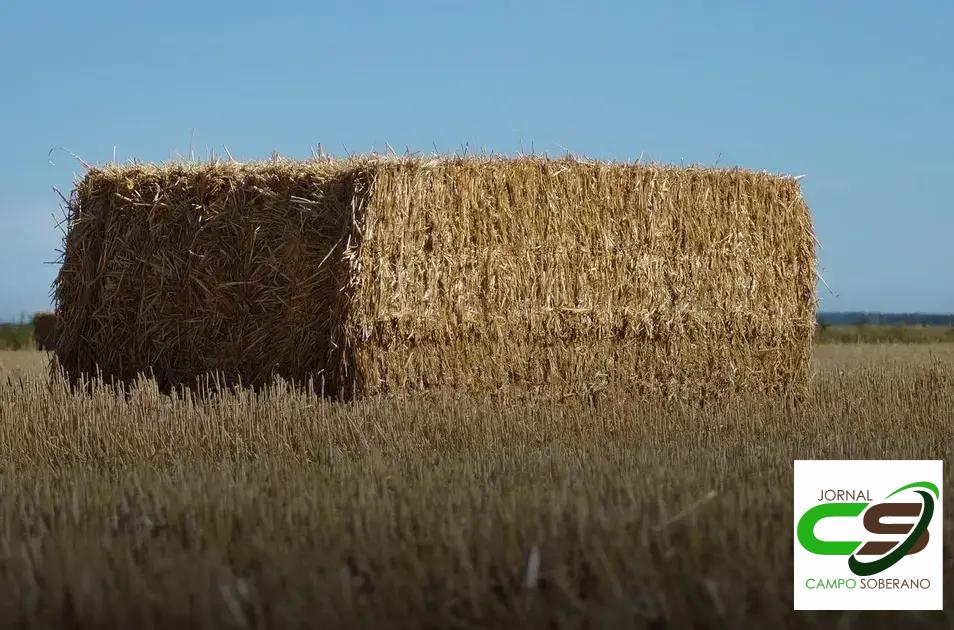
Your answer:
54;157;815;399
0;344;951;628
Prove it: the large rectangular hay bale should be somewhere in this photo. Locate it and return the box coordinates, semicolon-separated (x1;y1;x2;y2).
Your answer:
54;157;816;398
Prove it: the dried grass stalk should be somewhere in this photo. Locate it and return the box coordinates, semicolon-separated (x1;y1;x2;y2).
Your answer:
54;156;816;399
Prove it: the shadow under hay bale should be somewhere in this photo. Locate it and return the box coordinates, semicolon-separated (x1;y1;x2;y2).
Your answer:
32;311;56;351
53;156;816;400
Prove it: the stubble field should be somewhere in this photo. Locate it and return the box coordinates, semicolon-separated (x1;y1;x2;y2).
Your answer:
0;344;951;628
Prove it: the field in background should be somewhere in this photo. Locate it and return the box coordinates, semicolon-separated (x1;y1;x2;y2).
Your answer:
0;345;951;628
816;324;954;344
0;323;31;350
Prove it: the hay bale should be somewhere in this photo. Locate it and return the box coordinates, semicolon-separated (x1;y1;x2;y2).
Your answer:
54;157;816;399
32;312;56;351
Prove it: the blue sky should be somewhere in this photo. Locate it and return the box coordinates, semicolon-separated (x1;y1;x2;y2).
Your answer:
1;1;951;320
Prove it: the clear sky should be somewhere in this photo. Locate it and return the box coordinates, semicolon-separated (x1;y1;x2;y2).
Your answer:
1;1;951;320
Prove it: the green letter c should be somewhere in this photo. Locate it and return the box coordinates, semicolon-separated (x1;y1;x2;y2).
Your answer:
797;503;867;555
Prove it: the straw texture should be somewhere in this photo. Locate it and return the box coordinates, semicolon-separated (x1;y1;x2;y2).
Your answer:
54;156;816;399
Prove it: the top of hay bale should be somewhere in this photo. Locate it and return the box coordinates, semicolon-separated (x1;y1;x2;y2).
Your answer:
75;153;805;185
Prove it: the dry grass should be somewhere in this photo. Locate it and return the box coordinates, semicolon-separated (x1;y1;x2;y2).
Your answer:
55;157;815;399
0;344;951;628
0;350;47;375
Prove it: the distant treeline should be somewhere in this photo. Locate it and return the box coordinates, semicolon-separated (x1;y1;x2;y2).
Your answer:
818;312;954;326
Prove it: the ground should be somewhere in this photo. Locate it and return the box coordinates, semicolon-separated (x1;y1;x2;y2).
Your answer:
0;345;951;628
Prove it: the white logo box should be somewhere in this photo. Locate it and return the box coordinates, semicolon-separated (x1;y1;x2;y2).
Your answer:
793;460;943;611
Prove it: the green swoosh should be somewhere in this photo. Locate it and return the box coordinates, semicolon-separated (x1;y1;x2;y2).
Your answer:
886;481;939;500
